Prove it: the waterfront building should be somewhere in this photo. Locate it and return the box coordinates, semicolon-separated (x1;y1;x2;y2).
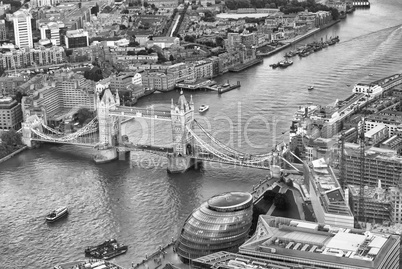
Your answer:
175;192;253;261
193;60;213;80
0;96;23;131
193;216;400;269
141;71;175;92
40;21;65;46
10;10;33;48
65;29;89;49
109;72;140;92
348;183;392;224
306;158;354;228
165;63;192;83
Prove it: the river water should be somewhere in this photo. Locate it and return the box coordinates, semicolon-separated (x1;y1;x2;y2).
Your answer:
1;1;402;268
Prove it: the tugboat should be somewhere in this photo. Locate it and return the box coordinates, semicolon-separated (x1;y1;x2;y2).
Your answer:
199;104;209;113
278;59;293;68
46;207;68;223
85;239;128;260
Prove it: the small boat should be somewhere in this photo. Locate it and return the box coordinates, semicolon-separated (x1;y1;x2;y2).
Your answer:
85;239;128;260
199;105;209;113
278;59;293;68
46;207;68;222
308;86;314;91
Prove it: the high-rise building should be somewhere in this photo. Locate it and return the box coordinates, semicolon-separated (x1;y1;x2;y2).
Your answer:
0;20;7;41
10;10;33;48
0;96;23;131
193;216;400;269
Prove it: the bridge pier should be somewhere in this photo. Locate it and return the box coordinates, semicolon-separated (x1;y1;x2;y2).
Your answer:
167;154;201;173
94;147;118;164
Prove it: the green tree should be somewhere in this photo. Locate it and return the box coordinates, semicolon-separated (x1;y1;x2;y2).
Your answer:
169;55;175;61
74;108;94;125
1;129;22;147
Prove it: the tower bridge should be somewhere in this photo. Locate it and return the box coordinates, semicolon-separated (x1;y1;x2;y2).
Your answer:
20;88;300;174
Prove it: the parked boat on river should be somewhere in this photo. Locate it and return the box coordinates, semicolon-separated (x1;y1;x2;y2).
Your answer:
46;207;68;223
85;239;128;260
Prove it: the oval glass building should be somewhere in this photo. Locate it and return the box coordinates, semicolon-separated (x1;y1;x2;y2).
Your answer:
176;192;253;261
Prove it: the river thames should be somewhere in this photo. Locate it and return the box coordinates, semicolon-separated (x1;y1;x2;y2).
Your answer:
1;0;402;268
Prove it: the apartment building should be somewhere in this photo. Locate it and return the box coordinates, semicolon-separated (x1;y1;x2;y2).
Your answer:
0;76;26;96
0;96;23;131
0;20;7;41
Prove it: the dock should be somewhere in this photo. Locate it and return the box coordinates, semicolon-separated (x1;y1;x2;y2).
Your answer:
175;79;216;91
218;81;241;94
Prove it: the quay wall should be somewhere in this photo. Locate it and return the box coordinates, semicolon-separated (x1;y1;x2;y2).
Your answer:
0;146;27;164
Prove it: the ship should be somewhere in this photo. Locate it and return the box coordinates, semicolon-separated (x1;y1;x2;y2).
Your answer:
85;239;128;260
278;59;293;68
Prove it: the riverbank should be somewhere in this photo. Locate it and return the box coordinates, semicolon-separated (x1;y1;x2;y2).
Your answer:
0;145;27;164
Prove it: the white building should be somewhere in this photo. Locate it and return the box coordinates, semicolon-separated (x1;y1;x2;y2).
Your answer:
40;21;64;46
10;10;33;48
352;83;383;98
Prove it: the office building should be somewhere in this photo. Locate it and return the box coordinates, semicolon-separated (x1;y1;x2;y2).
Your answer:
65;29;89;49
0;96;23;131
306;158;354;228
176;192;253;261
40;21;64;46
193;216;400;269
10;10;33;48
348;183;393;224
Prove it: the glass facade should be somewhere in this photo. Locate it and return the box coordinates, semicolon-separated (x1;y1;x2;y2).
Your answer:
176;192;253;261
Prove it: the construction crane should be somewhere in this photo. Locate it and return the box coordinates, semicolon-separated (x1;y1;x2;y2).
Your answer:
358;117;366;226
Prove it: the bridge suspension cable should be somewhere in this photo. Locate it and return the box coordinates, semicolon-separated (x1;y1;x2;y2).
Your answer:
188;126;273;166
41;123;64;135
31;117;99;143
194;119;246;157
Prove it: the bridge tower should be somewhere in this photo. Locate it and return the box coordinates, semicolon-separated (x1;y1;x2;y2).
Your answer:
167;91;199;173
94;88;119;163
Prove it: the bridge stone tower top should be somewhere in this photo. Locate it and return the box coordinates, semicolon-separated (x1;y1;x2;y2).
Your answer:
98;88;120;146
170;91;194;156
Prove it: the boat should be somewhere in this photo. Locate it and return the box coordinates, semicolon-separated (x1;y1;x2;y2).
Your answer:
278;59;293;68
85;239;128;260
46;207;68;222
308;86;314;91
199;104;209;113
54;259;125;269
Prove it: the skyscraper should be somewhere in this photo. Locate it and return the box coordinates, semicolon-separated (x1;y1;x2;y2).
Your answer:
11;10;33;48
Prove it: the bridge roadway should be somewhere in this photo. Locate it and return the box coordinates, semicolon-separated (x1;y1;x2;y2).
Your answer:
110;106;172;121
30;139;97;147
116;143;173;154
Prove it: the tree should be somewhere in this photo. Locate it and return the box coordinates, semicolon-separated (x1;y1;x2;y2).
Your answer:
169;55;175;61
1;129;22;147
274;193;289;210
74;108;94;125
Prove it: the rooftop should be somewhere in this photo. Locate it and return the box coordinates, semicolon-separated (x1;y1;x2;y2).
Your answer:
207;192;253;212
236;216;398;267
